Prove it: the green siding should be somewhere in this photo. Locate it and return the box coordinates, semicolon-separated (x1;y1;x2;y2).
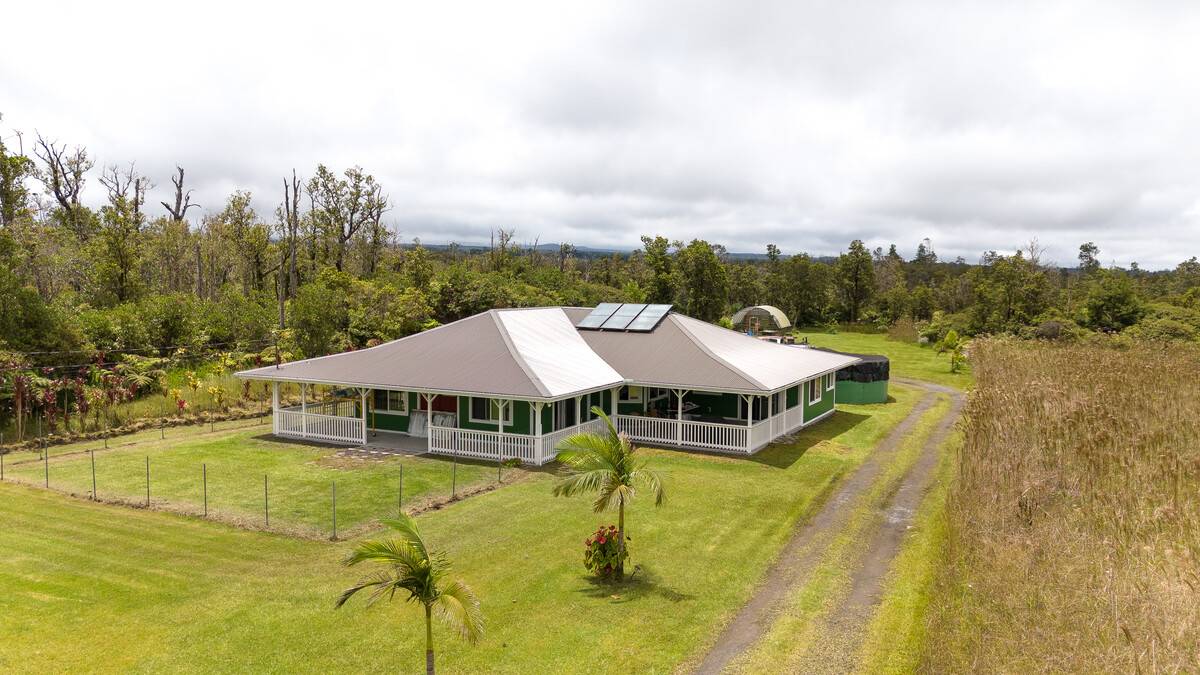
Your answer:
803;378;835;423
458;397;533;435
835;379;888;404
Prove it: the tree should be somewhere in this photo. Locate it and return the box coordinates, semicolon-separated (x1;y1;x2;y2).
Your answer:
780;253;830;326
639;235;675;304
33;133;94;238
967;252;1051;334
553;408;665;581
307;164;388;273
336;514;484;675
674;239;728;321
835;239;875;322
1078;242;1100;273
0;121;36;227
160;166;200;222
1083;269;1143;331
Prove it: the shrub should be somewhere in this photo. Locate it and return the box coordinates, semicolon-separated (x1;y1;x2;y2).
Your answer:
583;525;628;579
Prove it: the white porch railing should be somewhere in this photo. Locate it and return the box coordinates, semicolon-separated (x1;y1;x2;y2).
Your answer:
540;417;606;462
429;426;537;463
615;403;811;455
275;407;365;445
427;417;607;465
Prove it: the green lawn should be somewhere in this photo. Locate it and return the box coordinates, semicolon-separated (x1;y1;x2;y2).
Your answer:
0;386;920;673
2;426;495;537
794;331;973;390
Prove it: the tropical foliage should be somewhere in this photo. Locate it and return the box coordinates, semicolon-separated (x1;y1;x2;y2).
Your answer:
553;407;665;581
336;514;483;674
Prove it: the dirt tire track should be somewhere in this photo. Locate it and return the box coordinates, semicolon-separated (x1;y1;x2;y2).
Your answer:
790;378;963;673
693;383;946;675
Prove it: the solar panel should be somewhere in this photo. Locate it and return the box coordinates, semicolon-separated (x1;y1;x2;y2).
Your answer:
626;304;673;332
600;303;648;330
576;302;622;329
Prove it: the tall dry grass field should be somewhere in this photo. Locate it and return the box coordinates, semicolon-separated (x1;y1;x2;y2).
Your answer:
926;338;1200;672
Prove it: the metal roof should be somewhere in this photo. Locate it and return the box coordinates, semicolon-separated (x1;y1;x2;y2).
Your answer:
237;308;623;399
239;306;859;399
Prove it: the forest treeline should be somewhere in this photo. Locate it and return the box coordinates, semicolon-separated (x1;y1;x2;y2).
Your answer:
4;122;1200;377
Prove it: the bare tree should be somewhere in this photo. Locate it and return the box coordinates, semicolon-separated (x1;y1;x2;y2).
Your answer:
161;166;200;222
99;162;152;220
281;169;301;296
33;132;93;235
1023;237;1049;268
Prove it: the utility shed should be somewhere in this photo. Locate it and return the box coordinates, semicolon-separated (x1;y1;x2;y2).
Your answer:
730;305;792;335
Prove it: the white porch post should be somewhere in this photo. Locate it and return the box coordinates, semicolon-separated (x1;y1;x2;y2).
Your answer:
359;388;368;445
610;387;619;418
497;399;507;460
744;394;754;452
423;393;435;454
575;395;581;428
301;383;308;439
674;389;685;446
767;392;774;440
271;382;279;434
533;402;544;463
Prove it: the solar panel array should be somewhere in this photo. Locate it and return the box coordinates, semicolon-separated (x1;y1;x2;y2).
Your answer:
577;303;673;332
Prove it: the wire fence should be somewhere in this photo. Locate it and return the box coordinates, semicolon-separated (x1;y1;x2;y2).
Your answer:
0;422;516;540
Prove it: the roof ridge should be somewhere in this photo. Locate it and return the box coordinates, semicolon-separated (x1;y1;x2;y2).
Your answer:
490;309;552;397
671;314;771;390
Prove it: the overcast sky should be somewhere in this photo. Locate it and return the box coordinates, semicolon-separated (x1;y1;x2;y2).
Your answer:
4;1;1200;269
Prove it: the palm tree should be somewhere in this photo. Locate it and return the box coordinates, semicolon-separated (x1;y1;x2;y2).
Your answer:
553;406;665;580
335;514;483;675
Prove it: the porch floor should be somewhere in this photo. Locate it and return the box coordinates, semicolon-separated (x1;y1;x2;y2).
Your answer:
359;430;429;456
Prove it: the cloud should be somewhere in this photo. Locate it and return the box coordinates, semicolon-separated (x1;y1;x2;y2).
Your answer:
3;0;1200;269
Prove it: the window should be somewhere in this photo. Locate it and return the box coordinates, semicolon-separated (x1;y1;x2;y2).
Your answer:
738;395;768;420
809;378;823;405
825;373;835;392
470;397;512;424
618;385;643;402
373;389;409;414
772;391;784;413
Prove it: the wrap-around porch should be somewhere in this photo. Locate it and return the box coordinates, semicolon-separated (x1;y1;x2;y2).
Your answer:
267;375;838;465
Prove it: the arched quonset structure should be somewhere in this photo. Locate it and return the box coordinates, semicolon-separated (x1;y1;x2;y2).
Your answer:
730;305;792;335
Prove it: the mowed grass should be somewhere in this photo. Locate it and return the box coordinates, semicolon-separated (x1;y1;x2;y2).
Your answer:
2;426;495;537
0;386;920;674
794;330;973;390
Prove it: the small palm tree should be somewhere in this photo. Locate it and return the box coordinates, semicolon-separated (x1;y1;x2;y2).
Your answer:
553;406;665;580
335;514;483;675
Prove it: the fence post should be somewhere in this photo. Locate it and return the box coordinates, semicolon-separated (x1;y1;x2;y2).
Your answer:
44;444;49;487
203;464;208;517
264;474;269;527
452;452;457;498
91;449;97;500
145;456;150;507
331;481;338;540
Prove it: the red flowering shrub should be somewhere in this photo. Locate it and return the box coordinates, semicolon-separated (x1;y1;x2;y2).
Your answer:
583;524;628;578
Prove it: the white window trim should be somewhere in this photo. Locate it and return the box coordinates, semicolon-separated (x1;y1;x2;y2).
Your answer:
376;389;409;415
825;372;835;392
809;378;823;405
469;397;513;425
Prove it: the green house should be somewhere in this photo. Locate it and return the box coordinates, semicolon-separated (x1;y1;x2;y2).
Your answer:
237;305;860;464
